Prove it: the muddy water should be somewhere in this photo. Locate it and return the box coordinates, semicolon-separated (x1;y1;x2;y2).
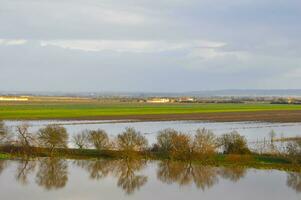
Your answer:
0;158;300;200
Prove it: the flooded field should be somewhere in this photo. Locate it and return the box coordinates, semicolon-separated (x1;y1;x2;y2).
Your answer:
0;158;300;200
4;120;301;145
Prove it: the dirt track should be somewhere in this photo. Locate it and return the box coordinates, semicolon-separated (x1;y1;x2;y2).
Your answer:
70;110;301;123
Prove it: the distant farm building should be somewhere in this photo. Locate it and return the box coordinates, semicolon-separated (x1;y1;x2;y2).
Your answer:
0;96;29;101
178;97;195;102
146;98;170;103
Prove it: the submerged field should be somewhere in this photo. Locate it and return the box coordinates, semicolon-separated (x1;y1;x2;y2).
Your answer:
1;102;301;121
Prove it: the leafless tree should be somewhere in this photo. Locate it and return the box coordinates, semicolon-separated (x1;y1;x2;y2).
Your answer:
116;127;148;152
156;128;193;159
156;128;178;152
72;130;89;149
88;129;110;150
193;128;217;156
16;123;36;148
37;124;68;152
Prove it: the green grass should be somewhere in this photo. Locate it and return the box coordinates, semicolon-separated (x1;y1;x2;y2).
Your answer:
1;102;301;120
0;153;10;159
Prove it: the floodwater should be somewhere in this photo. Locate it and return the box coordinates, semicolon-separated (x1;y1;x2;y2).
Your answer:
5;120;301;144
0;158;300;200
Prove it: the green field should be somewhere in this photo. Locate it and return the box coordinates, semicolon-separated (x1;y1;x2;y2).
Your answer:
1;102;301;120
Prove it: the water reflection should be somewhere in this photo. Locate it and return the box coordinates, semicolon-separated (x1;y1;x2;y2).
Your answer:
217;167;246;182
0;158;301;195
75;159;148;195
35;158;68;190
157;161;246;190
0;160;8;175
15;159;36;185
287;172;301;193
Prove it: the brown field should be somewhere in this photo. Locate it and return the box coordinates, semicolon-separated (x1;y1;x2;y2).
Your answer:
64;110;301;123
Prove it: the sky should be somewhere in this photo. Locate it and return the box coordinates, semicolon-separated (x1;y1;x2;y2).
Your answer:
0;0;301;92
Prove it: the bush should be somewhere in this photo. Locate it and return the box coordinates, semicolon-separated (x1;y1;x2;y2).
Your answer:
218;131;250;154
286;140;301;163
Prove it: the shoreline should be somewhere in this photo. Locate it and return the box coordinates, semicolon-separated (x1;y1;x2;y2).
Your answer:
1;147;300;173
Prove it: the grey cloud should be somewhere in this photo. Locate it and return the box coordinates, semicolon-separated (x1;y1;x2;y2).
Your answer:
0;0;301;92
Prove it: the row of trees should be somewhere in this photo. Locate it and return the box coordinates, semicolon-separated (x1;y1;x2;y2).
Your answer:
1;120;300;161
73;127;250;158
0;121;248;155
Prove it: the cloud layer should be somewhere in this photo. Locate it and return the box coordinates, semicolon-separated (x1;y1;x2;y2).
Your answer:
0;0;301;92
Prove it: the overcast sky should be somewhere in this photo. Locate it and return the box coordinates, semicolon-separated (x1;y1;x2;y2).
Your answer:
1;0;301;92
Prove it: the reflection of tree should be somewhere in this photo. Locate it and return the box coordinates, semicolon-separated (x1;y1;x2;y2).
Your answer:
157;161;191;185
217;167;246;182
157;161;219;191
114;159;148;195
287;172;301;193
0;160;8;175
74;159;114;180
193;165;219;190
36;158;68;190
75;159;147;195
15;159;36;185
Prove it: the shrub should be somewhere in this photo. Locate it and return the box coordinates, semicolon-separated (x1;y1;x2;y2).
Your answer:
286;140;301;163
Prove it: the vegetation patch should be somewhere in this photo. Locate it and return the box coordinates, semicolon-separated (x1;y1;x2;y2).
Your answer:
1;102;301;120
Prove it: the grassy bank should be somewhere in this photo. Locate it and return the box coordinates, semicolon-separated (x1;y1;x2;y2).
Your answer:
1;102;301;120
1;146;300;172
0;153;10;159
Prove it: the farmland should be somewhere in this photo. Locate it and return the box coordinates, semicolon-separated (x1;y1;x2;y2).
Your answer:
1;101;301;121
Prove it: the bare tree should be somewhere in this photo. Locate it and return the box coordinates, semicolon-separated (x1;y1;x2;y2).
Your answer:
72;130;89;149
16;123;36;148
156;128;193;159
194;128;217;156
116;127;148;152
169;132;192;160
0;120;11;145
37;124;68;152
88;129;110;150
156;128;178;153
